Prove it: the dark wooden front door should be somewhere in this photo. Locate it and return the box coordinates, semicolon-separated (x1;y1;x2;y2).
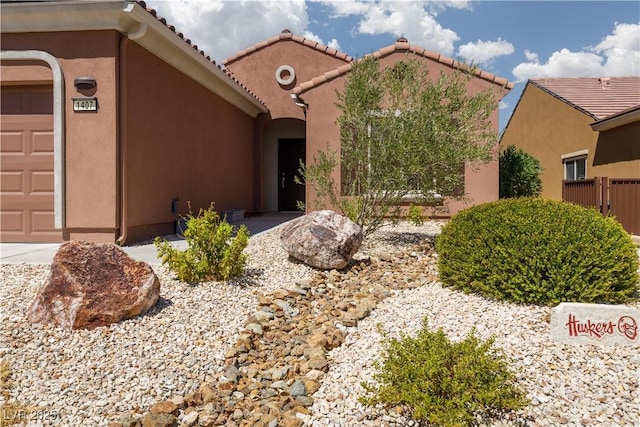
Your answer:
278;138;305;211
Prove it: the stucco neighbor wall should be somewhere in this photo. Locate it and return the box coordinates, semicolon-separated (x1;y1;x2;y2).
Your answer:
300;50;506;216
124;40;256;242
500;84;640;200
592;121;640;175
1;31;120;242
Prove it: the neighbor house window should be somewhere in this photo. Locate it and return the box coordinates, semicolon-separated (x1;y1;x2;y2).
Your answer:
563;156;587;180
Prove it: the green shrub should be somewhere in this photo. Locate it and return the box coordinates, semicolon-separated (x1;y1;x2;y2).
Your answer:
360;318;527;427
437;198;639;305
407;203;424;226
154;203;249;282
499;145;543;198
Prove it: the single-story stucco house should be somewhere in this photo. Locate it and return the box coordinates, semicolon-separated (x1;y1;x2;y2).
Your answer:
1;0;512;244
500;77;640;200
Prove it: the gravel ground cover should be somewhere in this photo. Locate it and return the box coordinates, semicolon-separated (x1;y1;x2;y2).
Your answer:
0;221;638;426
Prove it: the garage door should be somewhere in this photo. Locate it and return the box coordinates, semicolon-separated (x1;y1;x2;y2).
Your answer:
1;85;61;242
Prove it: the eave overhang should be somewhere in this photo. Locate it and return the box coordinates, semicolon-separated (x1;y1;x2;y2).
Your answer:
591;104;640;132
0;0;268;117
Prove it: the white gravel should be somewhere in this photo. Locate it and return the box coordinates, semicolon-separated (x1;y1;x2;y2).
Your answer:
0;229;315;426
304;283;640;426
1;221;639;426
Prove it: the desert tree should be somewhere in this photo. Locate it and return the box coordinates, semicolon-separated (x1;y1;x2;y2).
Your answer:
298;56;503;236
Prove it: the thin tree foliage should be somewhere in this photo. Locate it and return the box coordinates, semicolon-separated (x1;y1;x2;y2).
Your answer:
298;56;502;236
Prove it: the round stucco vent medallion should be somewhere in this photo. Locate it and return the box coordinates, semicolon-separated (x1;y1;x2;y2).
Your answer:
275;64;295;86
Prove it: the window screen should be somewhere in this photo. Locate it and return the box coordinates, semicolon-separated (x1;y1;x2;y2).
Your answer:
564;157;586;180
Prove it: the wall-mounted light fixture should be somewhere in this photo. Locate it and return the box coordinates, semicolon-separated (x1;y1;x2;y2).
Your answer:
74;76;96;91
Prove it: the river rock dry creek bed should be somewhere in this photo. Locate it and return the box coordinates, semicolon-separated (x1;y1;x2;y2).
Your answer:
0;221;638;426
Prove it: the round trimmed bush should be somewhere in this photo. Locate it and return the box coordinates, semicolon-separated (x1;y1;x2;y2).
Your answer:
436;198;639;305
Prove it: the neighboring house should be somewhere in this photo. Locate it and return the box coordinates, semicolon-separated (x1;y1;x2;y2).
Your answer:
1;0;512;244
500;77;640;200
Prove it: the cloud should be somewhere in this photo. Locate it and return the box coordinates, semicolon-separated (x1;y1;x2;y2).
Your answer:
523;50;538;62
327;38;342;51
593;22;640;76
457;38;514;66
145;0;310;61
319;0;461;56
302;31;342;51
499;100;509;110
512;49;605;82
319;0;370;17
145;0;469;62
512;22;640;82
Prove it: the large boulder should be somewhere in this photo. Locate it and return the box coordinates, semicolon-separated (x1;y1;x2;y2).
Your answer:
280;210;363;269
26;241;160;330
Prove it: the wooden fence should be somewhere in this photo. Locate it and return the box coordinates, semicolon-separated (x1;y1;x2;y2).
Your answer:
563;177;640;235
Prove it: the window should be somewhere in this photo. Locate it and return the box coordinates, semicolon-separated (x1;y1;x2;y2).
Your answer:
340;113;456;201
563;156;587;180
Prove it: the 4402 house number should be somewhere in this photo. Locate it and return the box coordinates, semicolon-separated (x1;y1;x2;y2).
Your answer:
72;97;97;112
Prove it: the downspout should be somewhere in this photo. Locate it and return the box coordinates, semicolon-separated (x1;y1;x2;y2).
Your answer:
116;21;147;245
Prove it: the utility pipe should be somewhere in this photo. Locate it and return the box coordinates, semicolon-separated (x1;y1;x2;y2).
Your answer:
116;21;147;245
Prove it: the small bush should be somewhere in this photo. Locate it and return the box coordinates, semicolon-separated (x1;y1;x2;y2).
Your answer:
437;198;639;305
407;203;424;226
360;318;527;427
155;203;249;282
499;145;543;198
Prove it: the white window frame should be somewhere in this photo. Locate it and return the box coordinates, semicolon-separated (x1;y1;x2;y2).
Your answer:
561;150;588;181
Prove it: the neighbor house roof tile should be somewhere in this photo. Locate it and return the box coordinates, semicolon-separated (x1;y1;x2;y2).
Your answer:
293;38;514;95
530;77;640;120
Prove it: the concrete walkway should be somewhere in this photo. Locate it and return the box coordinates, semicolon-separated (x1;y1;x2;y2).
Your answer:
0;212;301;265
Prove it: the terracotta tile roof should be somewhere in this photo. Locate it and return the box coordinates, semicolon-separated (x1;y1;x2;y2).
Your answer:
591;103;640;131
530;77;640;120
135;1;266;108
293;38;514;96
222;29;353;66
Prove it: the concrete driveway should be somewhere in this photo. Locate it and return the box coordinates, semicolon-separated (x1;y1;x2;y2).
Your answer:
0;212;301;265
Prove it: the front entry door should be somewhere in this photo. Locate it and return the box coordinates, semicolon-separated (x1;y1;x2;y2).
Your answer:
278;138;305;211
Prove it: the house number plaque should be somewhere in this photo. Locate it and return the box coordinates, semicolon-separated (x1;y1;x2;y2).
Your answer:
72;97;98;112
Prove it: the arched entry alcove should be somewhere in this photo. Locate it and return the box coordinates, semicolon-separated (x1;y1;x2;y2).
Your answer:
263;118;306;212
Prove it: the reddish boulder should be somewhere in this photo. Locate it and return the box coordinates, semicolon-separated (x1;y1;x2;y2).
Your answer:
26;241;160;330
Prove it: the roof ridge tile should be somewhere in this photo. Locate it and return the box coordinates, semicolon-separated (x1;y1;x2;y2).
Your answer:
223;30;353;65
293;39;514;95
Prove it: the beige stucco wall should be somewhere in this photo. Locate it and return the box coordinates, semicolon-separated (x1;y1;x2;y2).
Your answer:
2;31;120;242
2;30;261;244
225;37;352;212
593;121;640;174
300;50;506;216
124;40;257;242
225;39;350;121
500;84;640;200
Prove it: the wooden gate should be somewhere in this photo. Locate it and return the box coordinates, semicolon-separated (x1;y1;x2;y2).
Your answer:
563;177;640;235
